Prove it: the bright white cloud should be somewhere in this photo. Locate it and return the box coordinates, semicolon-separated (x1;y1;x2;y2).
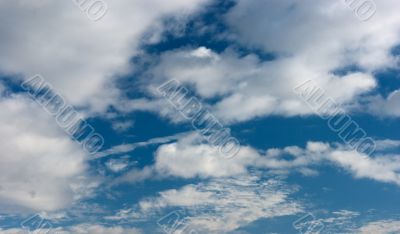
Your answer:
257;142;400;185
153;133;259;178
0;94;96;212
0;0;208;113
135;0;400;122
224;0;400;119
143;46;376;123
227;0;400;71
116;133;400;186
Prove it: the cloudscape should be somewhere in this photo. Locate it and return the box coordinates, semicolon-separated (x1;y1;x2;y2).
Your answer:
1;0;400;233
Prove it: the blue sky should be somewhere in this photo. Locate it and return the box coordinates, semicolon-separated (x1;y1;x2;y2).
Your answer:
0;0;400;233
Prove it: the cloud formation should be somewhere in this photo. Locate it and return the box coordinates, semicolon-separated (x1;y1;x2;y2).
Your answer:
117;133;400;186
0;93;95;212
0;0;208;113
138;173;301;233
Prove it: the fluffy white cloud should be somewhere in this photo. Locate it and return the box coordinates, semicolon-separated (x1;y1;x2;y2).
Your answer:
136;0;400;122
138;173;302;233
227;0;400;71
0;0;208;113
224;0;400;119
328;150;400;184
256;141;400;185
0;94;96;212
154;133;259;178
116;134;400;186
144;46;376;123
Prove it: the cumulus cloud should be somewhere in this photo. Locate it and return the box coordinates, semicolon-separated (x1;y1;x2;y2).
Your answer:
227;0;400;70
133;0;400;122
257;142;400;185
116;133;400;186
142;46;376;123
0;93;96;212
0;0;209;113
153;133;259;178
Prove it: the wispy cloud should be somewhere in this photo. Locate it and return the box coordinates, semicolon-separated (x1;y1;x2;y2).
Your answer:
92;132;190;160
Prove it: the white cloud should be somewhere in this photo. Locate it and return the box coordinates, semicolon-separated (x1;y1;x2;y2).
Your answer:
328;150;400;184
104;208;141;221
0;224;142;234
299;210;360;233
153;133;259;178
364;90;400;117
374;139;400;151
135;0;400;122
143;46;376;123
116;134;400;186
93;132;188;159
256;142;400;185
227;0;400;71
357;220;400;234
0;94;96;212
224;0;400;119
138;173;302;233
0;0;209;113
105;158;130;173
